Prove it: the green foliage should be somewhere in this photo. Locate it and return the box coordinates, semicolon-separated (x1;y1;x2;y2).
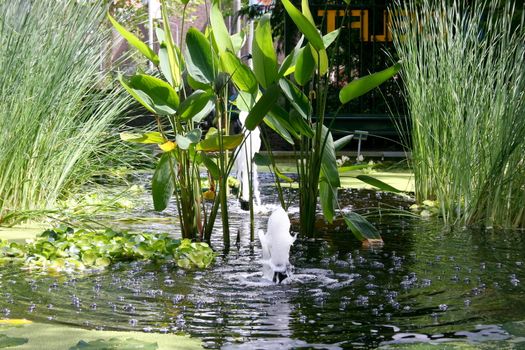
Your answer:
0;0;131;221
71;337;158;350
392;0;525;228
0;226;215;272
0;334;28;348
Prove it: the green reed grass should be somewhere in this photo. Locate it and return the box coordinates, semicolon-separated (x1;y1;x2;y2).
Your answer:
0;0;131;221
392;0;525;227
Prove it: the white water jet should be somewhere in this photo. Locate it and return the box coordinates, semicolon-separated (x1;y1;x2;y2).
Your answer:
258;207;297;283
234;111;261;208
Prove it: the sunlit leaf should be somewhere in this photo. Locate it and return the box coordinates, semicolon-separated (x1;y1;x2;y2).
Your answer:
334;134;354;151
178;90;215;122
185;27;216;85
253;13;278;88
281;0;324;51
356;175;403;193
294;44;316;86
197;153;220;179
317;125;340;223
107;13;159;66
220;51;258;94
119;74;179;115
340;61;401;104
343;212;383;243
210;1;234;53
160;2;182;87
159;141;176;152
120;131;165;144
196;133;244;151
323;29;340;48
279;78;311;119
289;110;313;138
264;114;294;145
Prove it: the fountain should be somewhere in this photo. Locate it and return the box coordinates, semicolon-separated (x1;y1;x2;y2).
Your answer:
258;207;297;283
234;111;261;209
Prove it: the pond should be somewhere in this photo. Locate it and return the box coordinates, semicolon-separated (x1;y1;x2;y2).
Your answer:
1;174;525;349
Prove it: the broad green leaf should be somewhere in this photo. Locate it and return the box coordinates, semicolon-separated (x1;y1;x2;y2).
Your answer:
253;13;278;88
161;1;182;87
295;44;316;86
253;152;271;166
210;2;234;53
231;30;246;53
197;153;220;179
220;51;258;94
0;334;28;348
120;131;165;144
152;152;175;211
282;0;324;51
279;78;311;119
264;114;294;145
311;46;329;76
175;130;201;150
343;212;383;244
185;27;216;84
245;83;280;130
119;74;179;115
301;0;315;25
317;125;340;223
289;110;313;137
356;175;403;193
175;135;191;150
323;29;340;48
156;28;174;86
268;104;300;140
196;133;244;151
275;167;295;183
186;128;202;143
278;36;304;78
334;134;354;151
234;90;257;112
107;13;159;66
340;61;401;104
178;90;215;122
338;163;375;172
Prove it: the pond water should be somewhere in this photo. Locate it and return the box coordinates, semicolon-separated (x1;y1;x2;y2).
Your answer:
1;174;525;349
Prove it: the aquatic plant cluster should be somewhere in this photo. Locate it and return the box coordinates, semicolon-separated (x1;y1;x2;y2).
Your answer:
393;0;525;228
0;226;214;272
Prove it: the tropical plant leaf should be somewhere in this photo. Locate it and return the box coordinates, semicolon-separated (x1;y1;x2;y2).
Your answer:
196;133;244;151
301;0;315;25
178;90;215;122
185;27;216;85
119;74;179;115
323;29;340;48
289;110;313;137
120;131;165;144
160;2;182;87
279;78;311;119
275;167;295;183
107;13;159;66
356;175;403;193
295;44;316;86
343;212;383;243
245;83;280;130
253;13;278;88
197;153;220;180
175;135;191;150
234;90;257;112
210;1;234;53
220;51;258;94
231;30;246;53
318;125;340;223
338;163;375;172
278;36;304;78
268;104;300;140
152;152;175;211
253;152;271;166
264;114;294;145
0;334;28;348
281;0;324;51
339;61;401;104
334;134;354;151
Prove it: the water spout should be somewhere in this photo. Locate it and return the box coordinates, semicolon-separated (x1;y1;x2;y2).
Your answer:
258;207;296;283
234;111;261;208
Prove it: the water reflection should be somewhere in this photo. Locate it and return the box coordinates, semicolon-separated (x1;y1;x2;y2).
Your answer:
1;186;525;349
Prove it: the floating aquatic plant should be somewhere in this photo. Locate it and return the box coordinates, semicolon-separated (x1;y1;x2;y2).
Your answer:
0;226;215;272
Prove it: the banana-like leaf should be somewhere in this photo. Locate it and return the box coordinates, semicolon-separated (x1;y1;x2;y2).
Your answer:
196;133;244;152
301;0;316;25
253;13;278;88
185;28;216;85
289;110;314;138
268;104;300;140
340;61;401;104
356;175;403;193
119;74;179;115
197;153;220;180
120;131;165;144
220;51;258;94
245;83;280;130
234;90;257;112
282;0;324;51
278;36;304;78
178;90;215;122
264;114;294;145
231;30;246;54
334;134;354;151
323;29;340;48
160;1;182;87
295;44;316;86
107;13;159;66
210;1;234;53
338;163;375;173
343;212;383;244
152;152;175;211
279;78;311;119
318;125;340;223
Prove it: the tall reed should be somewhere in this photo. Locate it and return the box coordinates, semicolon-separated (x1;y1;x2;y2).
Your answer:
392;0;525;227
0;0;129;220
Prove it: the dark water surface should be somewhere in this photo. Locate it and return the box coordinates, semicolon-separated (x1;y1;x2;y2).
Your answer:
1;178;525;349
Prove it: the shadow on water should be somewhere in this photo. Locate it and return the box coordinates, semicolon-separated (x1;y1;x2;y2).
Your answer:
1;175;525;349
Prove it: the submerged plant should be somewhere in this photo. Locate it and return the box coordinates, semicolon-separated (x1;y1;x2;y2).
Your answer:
392;0;525;228
0;0;131;221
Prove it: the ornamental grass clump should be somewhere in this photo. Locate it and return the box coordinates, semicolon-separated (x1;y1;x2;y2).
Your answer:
0;0;129;221
392;0;525;228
